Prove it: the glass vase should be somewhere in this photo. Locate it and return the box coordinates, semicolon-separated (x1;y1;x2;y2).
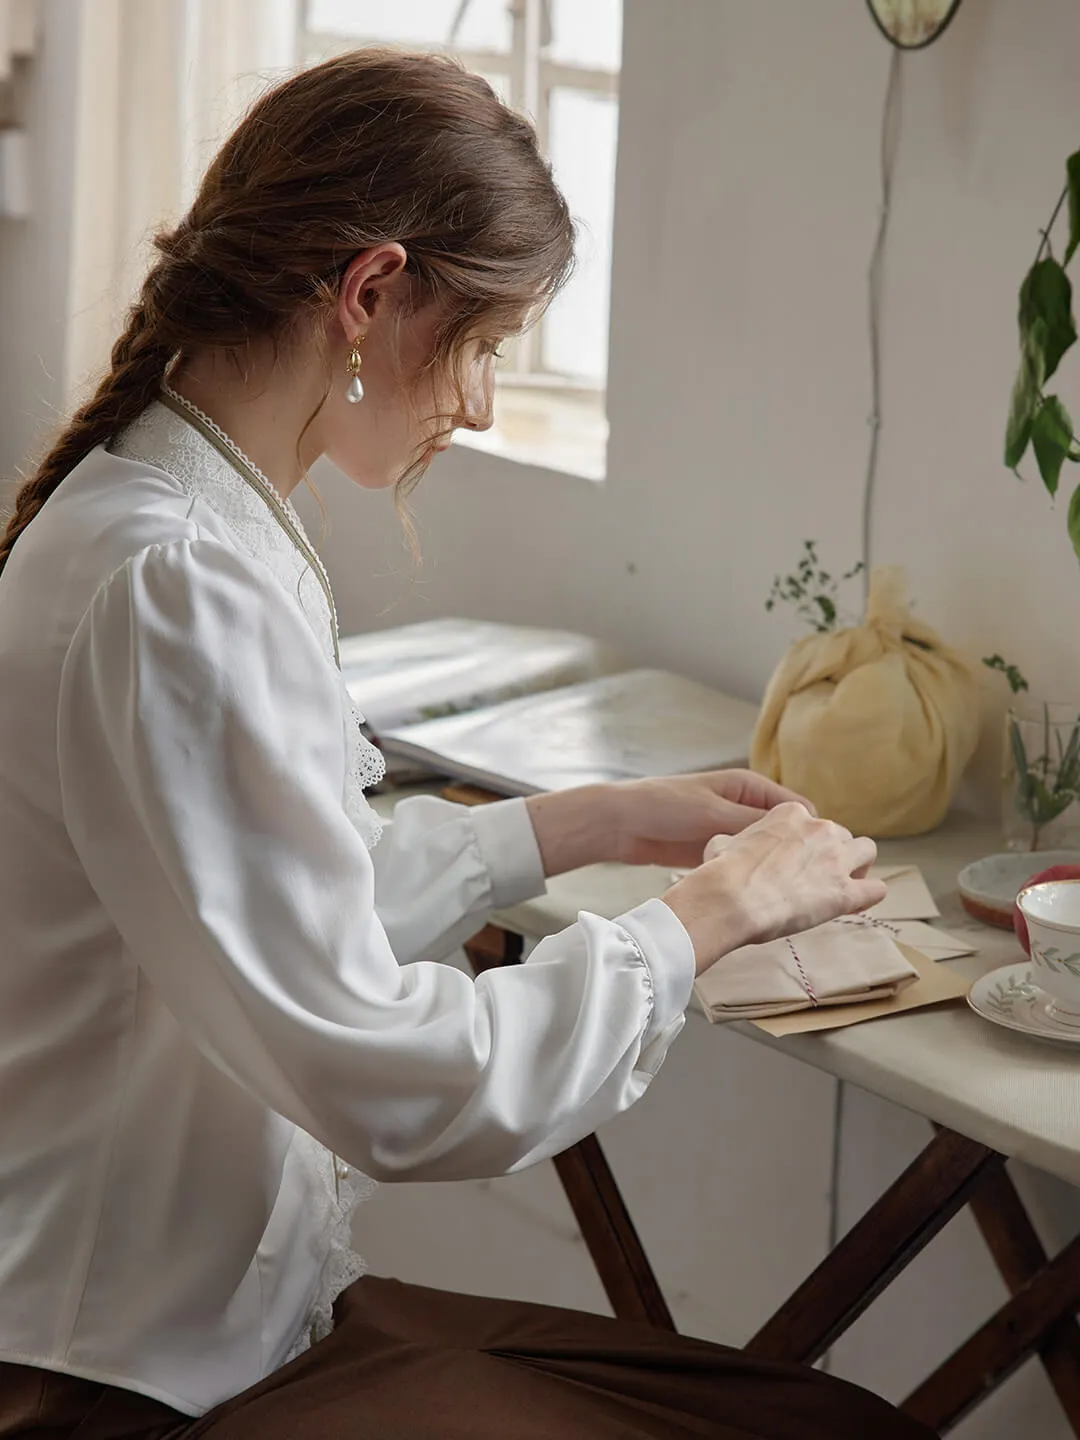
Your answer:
1002;701;1080;853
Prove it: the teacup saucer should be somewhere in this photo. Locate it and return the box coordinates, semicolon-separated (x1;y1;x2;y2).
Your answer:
968;964;1080;1045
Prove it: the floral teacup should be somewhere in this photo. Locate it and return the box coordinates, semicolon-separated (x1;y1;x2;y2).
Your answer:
1018;880;1080;1024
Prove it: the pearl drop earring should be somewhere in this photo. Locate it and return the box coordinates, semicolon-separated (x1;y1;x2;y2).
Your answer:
345;334;366;403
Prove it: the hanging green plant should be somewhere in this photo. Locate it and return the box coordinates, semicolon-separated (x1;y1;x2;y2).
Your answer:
1005;150;1080;560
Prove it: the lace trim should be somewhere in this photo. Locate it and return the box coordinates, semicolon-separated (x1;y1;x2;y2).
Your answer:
160;384;342;654
282;1132;378;1364
161;384;295;510
343;690;386;839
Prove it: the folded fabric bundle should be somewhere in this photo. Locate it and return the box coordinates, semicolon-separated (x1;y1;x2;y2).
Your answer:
693;915;920;1022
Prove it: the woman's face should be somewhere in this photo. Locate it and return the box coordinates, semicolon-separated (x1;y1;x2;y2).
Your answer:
317;301;500;491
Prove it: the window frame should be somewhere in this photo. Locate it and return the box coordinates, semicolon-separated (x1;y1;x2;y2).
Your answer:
301;0;618;396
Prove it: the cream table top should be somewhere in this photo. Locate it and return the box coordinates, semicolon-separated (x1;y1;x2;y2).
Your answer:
489;814;1080;1188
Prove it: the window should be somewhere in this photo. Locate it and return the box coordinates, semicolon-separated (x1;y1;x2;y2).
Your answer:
303;0;622;480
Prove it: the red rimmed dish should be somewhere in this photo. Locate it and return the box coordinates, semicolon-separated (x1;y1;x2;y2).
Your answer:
958;851;1080;929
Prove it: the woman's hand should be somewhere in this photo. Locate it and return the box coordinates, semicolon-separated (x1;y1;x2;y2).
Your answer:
522;770;815;878
661;802;886;976
606;770;816;868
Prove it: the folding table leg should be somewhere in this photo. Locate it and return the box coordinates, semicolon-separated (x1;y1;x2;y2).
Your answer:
901;1227;1080;1434
463;924;523;974
745;1128;1004;1365
966;1165;1080;1433
552;1135;676;1330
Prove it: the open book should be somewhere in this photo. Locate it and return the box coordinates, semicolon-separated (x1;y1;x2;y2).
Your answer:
377;667;762;797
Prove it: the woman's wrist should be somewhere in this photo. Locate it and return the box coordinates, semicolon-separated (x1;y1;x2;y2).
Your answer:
523;784;621;877
660;871;756;977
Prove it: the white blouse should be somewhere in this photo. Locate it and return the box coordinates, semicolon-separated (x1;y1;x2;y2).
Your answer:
0;400;694;1416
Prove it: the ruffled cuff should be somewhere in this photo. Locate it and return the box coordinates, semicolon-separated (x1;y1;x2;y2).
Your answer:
610;898;696;1069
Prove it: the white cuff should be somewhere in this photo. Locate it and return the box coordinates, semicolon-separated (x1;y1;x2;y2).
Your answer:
469;798;547;910
612;897;696;1047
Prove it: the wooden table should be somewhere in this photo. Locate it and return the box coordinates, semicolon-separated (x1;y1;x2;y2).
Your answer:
472;810;1080;1436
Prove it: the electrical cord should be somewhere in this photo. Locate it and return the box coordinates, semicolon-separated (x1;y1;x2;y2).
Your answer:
820;46;903;1374
861;47;903;598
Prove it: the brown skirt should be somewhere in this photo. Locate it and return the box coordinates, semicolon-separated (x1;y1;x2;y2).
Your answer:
0;1275;935;1439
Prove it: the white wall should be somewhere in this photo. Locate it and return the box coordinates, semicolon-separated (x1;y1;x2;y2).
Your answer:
0;0;80;480
308;4;1080;1437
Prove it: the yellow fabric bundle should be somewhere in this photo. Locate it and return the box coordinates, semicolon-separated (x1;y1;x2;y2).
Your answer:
751;567;979;837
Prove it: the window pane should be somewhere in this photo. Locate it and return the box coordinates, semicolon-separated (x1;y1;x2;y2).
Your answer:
452;0;514;52
477;70;511;104
542;89;618;384
307;0;512;51
546;0;621;72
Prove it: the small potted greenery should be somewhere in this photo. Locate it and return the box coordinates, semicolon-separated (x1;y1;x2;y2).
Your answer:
984;657;1080;852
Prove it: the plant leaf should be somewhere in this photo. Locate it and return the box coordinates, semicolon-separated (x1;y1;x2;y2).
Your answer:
1069;483;1080;564
1053;721;1080;795
1066;151;1080;267
815;595;837;628
1010;718;1036;819
1031;395;1075;497
1057;751;1080;797
983;654;1030;694
1020;259;1077;382
1005;330;1044;468
1032;778;1074;825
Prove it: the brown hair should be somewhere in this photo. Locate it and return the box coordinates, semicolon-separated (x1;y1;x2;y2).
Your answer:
0;49;574;576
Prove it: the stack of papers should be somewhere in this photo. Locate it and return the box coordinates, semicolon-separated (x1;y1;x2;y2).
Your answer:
378;668;762;796
341;618;624;735
339;617;625;785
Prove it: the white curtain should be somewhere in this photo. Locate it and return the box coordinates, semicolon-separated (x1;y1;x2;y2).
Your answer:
64;0;299;399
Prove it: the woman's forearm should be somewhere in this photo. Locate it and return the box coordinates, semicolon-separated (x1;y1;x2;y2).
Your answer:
523;785;620;877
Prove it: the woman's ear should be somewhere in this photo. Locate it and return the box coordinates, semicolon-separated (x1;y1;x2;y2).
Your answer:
337;244;408;337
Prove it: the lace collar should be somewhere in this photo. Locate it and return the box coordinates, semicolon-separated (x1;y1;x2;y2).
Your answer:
111;398;385;847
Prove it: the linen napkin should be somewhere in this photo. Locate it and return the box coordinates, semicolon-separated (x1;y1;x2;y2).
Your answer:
693;916;919;1023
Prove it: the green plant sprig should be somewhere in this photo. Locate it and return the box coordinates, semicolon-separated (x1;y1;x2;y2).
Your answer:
1004;149;1080;560
982;653;1030;695
765;540;864;634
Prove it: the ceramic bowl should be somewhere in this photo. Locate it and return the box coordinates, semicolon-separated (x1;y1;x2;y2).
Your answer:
957;850;1080;929
1017;880;1080;1023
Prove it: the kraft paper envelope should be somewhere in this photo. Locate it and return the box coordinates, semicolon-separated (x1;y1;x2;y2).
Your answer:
871;919;975;962
749;944;969;1036
865;865;940;921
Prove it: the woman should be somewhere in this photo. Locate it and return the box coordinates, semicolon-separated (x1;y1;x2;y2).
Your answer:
0;50;933;1440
